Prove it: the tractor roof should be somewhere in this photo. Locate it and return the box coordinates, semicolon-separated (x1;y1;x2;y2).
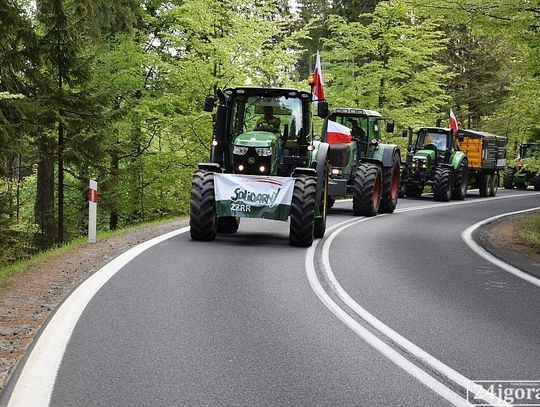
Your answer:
223;86;311;99
418;127;450;132
331;108;382;117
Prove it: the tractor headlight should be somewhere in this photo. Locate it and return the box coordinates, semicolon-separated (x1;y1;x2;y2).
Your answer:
255;147;272;157
233;146;248;155
331;168;342;175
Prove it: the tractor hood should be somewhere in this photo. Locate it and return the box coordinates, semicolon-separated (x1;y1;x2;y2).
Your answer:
413;149;436;161
234;131;277;148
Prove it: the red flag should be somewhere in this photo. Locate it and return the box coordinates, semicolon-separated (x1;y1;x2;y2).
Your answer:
326;120;352;144
312;51;324;104
449;109;458;135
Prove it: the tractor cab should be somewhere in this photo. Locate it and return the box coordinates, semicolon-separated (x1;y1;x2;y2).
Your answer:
209;87;315;177
412;128;454;170
519;143;540;160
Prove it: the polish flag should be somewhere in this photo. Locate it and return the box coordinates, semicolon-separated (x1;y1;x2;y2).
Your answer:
449;109;458;135
326;120;352;144
312;51;324;105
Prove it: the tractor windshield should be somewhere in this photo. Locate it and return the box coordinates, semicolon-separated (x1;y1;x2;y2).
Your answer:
520;145;540;158
230;95;303;140
416;131;447;151
332;115;369;141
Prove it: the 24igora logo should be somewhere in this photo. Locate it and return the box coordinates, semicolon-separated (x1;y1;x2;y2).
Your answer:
468;380;540;406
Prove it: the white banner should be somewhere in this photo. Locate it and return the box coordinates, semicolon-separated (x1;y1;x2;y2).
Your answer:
214;174;295;221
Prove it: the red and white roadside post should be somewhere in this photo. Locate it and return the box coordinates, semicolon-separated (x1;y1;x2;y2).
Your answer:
88;180;98;243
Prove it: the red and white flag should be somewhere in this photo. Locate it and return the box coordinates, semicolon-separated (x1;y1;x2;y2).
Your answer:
326;120;352;144
449;109;458;135
312;51;324;105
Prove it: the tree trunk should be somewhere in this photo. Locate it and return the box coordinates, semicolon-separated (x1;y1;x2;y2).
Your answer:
57;120;64;242
34;136;55;248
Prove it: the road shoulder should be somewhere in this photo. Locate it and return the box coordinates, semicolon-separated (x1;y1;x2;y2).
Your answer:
0;218;188;394
476;211;540;280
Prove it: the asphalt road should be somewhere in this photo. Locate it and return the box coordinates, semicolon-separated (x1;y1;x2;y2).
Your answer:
4;189;540;406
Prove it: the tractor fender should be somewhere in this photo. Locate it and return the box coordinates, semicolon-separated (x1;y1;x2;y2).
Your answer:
197;162;222;173
377;144;401;168
292;167;317;177
449;151;467;170
314;142;330;208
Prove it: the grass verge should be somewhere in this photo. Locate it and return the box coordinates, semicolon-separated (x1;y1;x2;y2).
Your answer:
518;213;540;249
0;216;182;288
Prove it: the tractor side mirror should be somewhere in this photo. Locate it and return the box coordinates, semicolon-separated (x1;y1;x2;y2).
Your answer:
203;96;215;112
316;100;329;117
386;121;395;133
402;129;408;137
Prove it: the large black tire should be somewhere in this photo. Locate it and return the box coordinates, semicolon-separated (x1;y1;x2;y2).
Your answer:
379;152;400;213
289;176;316;247
399;164;409;198
479;173;491;197
490;173;499;197
217;216;240;234
534;174;540;191
404;184;423;198
451;159;468;200
314;163;329;239
327;196;336;209
433;167;453;202
190;170;217;241
353;163;382;217
503;168;515;189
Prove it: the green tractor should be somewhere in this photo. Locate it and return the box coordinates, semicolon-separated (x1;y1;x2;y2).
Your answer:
504;143;540;190
190;86;330;247
401;127;469;201
401;127;507;200
320;108;401;216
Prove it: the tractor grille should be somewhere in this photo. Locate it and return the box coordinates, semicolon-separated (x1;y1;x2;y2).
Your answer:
233;148;271;175
328;144;351;167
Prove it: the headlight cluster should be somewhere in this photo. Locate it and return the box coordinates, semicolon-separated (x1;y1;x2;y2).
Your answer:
412;159;428;170
233;146;272;157
233;146;248;155
255;147;272;157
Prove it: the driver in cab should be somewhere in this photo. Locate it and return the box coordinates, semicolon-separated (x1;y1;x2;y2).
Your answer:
255;106;281;132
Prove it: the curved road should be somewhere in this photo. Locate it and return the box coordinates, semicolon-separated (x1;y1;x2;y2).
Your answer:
2;189;539;406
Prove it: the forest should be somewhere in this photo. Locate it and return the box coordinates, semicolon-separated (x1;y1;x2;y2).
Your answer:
1;0;539;266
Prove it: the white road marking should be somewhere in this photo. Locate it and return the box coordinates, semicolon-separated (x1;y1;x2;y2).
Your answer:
462;207;540;288
306;194;540;406
6;227;190;407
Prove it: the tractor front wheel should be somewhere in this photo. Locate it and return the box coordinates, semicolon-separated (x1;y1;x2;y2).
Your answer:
353;163;382;217
452;159;468;200
534;174;540;191
217;217;240;234
289;176;316;247
190;170;217;241
503;168;515;189
433;167;453;202
380;152;400;213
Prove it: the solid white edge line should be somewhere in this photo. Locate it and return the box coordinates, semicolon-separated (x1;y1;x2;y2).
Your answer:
461;207;540;288
319;216;511;407
305;243;469;407
7;227;190;407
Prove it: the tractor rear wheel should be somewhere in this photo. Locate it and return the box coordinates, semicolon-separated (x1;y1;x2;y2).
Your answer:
190;170;217;241
479;174;492;197
314;163;329;239
404;184;423;198
534;174;540;191
433;167;453;201
289;176;316;247
451;159;468;200
503;168;515;189
380;152;400;213
217;217;240;234
490;173;499;196
353;163;382;217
